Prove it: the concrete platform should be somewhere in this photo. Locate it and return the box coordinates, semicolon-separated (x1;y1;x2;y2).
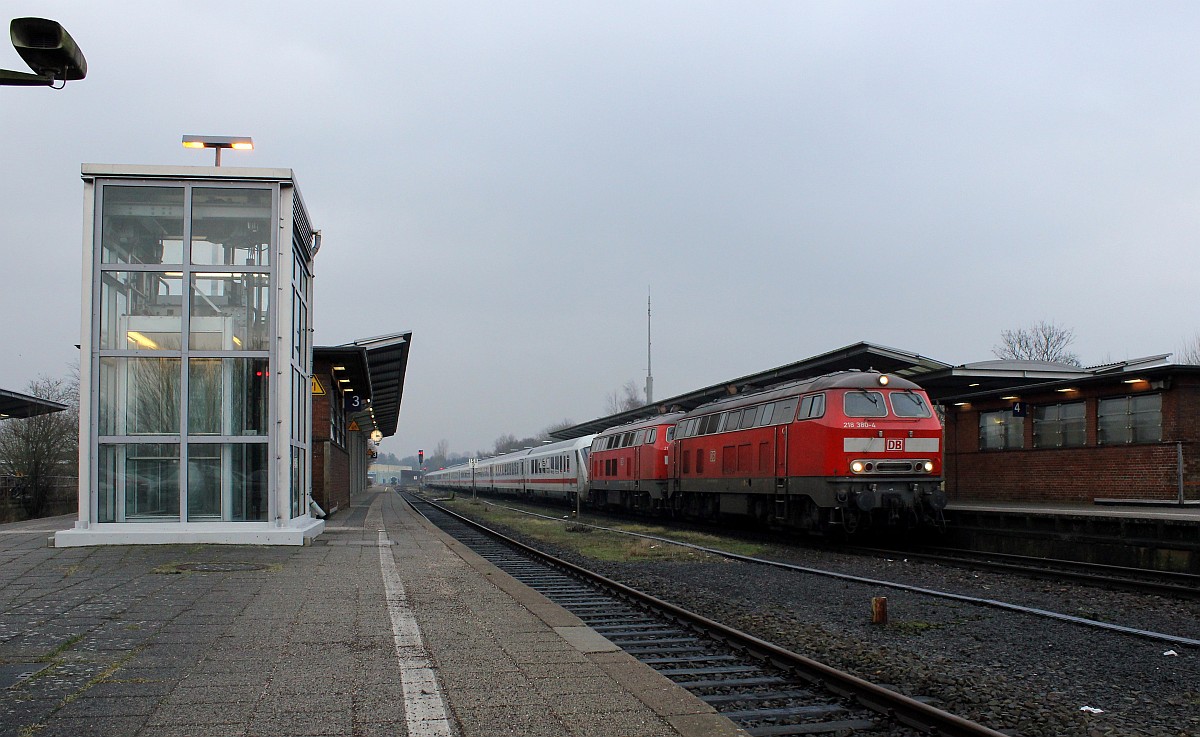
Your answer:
943;499;1200;573
0;490;745;737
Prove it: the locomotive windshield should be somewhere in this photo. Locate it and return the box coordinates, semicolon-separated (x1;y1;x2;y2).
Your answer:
844;390;888;417
890;390;932;418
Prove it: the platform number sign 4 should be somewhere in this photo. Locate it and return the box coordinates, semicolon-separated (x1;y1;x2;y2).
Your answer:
886;438;903;452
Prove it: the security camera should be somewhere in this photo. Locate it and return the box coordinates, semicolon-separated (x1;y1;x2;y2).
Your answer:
7;17;86;82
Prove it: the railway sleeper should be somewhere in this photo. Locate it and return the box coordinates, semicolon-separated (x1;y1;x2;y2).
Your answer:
655;665;765;677
744;719;880;736
720;703;846;721
700;689;814;705
679;675;791;689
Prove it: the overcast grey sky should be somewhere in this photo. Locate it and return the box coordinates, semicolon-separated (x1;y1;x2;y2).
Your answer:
3;2;1198;458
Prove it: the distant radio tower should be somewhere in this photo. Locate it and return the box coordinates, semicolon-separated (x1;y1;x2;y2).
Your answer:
645;288;653;405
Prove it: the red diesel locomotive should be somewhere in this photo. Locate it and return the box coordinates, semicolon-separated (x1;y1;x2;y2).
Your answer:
588;370;946;534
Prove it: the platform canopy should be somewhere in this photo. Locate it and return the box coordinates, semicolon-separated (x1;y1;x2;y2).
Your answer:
315;331;412;438
922;354;1174;402
550;342;950;439
0;388;68;420
550;343;1180;441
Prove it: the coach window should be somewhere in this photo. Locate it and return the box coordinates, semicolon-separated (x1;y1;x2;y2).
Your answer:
845;391;888;417
798;394;825;420
634;430;645;444
1098;394;1161;444
1033;402;1085;448
979;409;1024;450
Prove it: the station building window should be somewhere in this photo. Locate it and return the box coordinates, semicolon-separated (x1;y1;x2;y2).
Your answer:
1098;394;1161;445
979;410;1023;450
1032;402;1085;448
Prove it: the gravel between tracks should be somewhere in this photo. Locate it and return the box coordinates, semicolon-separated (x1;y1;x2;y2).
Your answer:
454;508;1200;737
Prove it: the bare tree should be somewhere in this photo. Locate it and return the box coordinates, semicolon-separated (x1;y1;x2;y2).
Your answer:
993;321;1082;366
605;379;645;415
541;418;575;437
492;433;518;454
0;375;79;519
1177;333;1200;365
493;433;541;454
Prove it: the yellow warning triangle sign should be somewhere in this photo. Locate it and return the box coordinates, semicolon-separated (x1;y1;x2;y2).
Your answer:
348;420;361;431
311;376;326;395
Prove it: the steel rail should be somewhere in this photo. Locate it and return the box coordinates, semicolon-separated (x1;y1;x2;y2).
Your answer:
864;546;1200;599
405;493;1011;737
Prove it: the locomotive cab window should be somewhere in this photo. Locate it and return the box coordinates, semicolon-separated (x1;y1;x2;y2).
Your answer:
645;428;656;444
798;393;825;420
890;391;932;418
844;391;887;417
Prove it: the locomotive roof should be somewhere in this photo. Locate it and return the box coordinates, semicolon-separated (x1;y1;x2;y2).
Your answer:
679;370;922;418
594;411;687;438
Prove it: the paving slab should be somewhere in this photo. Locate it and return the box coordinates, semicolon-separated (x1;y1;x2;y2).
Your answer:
0;491;746;737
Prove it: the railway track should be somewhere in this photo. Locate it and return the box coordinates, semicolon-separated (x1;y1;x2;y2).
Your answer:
403;492;1007;737
853;545;1200;600
431;493;1200;649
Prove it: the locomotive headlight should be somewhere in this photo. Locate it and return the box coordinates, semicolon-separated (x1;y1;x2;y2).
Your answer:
878;374;889;386
921;460;934;473
851;460;865;474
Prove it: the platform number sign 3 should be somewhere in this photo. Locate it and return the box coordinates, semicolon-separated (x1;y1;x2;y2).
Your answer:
886;438;903;452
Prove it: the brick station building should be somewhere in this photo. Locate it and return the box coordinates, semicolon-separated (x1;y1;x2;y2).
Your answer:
925;357;1200;504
